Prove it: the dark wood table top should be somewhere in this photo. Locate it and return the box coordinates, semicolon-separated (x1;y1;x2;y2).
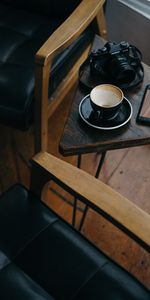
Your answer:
59;35;150;156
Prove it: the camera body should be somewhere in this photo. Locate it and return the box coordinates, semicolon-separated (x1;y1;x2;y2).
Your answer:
90;41;142;88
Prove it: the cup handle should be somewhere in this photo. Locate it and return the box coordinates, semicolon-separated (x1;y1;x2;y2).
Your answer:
97;110;103;119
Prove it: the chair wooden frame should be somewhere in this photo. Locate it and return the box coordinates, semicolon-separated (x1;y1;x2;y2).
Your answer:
34;0;107;152
30;152;150;254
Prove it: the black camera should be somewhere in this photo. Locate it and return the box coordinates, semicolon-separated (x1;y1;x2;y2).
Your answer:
90;41;143;88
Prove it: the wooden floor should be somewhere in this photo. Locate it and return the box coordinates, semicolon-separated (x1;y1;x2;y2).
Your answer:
0;86;150;290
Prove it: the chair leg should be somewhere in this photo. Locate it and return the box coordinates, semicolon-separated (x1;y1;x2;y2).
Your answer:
34;63;50;153
72;154;82;227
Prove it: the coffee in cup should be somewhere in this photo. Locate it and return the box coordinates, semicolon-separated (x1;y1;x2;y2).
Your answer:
90;84;124;120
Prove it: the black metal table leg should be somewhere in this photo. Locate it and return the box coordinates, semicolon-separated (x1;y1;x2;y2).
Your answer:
72;154;82;227
78;151;106;231
95;151;106;179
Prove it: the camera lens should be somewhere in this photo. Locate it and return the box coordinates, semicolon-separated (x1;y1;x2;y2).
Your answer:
109;55;136;85
116;68;135;84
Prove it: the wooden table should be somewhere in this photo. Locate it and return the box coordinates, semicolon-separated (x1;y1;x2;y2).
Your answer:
59;35;150;228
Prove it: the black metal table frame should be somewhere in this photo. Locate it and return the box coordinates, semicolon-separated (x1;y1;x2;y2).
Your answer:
72;151;106;230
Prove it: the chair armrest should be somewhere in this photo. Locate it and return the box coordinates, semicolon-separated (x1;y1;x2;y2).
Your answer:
31;152;150;252
35;0;106;66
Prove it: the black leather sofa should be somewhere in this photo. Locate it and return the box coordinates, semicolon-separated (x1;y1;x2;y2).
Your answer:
0;152;149;299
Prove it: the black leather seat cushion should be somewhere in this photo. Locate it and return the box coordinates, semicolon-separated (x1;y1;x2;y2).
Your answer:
0;263;54;300
0;184;149;299
0;2;92;129
1;0;81;20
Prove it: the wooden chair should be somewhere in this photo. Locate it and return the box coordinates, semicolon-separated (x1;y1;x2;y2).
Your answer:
0;0;107;153
35;0;107;152
0;152;150;300
0;151;149;299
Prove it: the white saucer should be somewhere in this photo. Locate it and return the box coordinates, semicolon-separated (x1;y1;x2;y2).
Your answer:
79;95;133;130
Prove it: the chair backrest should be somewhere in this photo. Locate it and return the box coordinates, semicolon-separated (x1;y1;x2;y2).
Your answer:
1;0;81;20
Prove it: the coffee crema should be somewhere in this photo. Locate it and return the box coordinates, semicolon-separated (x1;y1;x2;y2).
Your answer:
91;90;121;108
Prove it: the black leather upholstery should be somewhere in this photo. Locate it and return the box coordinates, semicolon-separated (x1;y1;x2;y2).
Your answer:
0;264;54;300
0;1;92;129
0;184;149;299
1;0;81;20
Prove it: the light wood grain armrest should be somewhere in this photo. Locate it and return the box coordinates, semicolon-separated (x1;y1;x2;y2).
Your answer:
35;0;105;66
31;152;150;252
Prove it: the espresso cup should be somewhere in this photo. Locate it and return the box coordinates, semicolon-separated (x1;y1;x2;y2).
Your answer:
90;84;124;120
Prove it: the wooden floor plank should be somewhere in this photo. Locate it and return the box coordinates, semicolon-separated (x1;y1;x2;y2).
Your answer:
99;148;129;183
108;145;150;212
